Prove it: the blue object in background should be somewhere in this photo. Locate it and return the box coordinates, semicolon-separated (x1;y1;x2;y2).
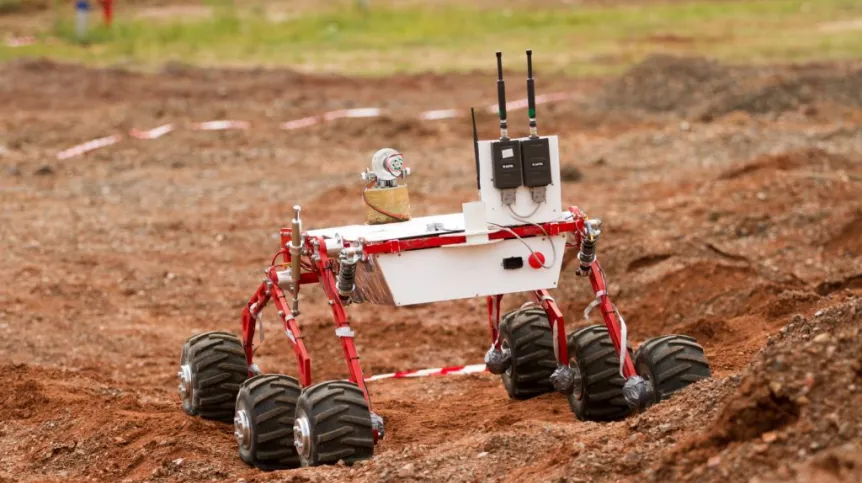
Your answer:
75;0;91;41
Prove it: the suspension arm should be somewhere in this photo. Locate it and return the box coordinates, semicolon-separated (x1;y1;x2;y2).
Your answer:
311;237;374;408
532;289;569;364
587;260;637;378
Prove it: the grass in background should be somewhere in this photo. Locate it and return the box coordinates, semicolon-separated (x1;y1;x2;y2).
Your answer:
1;0;861;75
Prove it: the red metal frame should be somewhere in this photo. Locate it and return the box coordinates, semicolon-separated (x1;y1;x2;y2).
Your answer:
242;204;637;432
361;219;578;256
240;233;373;408
479;206;634;375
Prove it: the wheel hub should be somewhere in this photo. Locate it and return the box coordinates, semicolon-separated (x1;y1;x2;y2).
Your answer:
234;408;251;449
501;340;513;377
293;414;311;460
569;358;584;400
177;364;193;406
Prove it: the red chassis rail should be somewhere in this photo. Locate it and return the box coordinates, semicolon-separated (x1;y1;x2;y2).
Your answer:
239;205;636;417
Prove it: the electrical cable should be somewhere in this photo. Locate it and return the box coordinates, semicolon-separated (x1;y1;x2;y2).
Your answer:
503;206;560;269
270;249;287;267
362;179;410;222
507;202;541;220
487;222;557;269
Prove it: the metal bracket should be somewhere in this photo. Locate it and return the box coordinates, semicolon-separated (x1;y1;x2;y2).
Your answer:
335;326;355;338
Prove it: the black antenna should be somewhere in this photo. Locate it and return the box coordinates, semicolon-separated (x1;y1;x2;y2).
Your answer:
496;51;509;140
471;108;480;190
526;49;538;139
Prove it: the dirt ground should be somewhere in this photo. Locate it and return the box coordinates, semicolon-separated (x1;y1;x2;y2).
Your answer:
1;55;861;482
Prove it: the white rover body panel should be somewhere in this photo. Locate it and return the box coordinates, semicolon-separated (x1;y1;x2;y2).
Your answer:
308;135;566;306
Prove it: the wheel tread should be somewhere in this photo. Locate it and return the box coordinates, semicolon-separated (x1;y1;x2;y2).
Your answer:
499;306;557;400
296;381;374;467
235;374;303;470
636;334;711;403
567;325;632;422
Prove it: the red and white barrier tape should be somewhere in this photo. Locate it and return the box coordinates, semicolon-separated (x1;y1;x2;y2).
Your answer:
130;123;174;139
54;92;572;159
4;35;35;48
192;120;250;131
56;134;123;160
365;363;487;382
486;92;572;114
280;116;320;131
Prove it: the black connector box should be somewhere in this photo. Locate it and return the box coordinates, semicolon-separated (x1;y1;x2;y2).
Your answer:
491;139;523;190
520;137;552;187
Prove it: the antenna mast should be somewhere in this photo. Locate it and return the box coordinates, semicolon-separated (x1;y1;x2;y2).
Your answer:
526;49;538;139
496;52;509;140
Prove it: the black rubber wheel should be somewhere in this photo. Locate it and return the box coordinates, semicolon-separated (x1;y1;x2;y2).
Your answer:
234;374;303;470
499;306;558;400
566;325;633;421
293;380;375;466
634;334;711;403
178;331;248;422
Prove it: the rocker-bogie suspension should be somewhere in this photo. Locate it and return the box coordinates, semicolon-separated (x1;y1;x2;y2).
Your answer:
239;232;372;405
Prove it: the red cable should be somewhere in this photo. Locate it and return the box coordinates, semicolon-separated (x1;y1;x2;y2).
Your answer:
362;179;409;222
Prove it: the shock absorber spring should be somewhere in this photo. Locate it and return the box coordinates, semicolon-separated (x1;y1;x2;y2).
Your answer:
336;252;359;302
577;219;601;276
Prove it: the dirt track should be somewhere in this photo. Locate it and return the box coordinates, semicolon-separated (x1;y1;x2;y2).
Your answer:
1;56;861;482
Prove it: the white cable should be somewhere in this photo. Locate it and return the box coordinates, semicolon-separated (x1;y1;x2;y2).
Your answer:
487;222;557;269
615;303;628;378
507;202;541;219
496;209;559;270
586;268;631;379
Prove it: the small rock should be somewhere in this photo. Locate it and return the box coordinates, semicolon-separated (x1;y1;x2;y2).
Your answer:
397;463;414;478
761;431;778;443
768;381;783;394
477;452;488;458
752;443;769;454
680;121;691;131
658;423;673;434
756;192;767;201
796;395;810;405
172;458;184;467
815;309;824;317
812;333;831;344
34;165;54;176
707;455;721;467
